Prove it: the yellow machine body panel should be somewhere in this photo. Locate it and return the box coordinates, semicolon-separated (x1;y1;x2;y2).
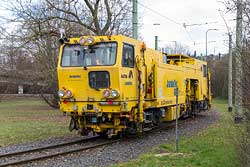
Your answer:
57;35;211;136
57;36;140;115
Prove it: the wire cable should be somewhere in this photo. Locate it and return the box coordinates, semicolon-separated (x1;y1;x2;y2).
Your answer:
137;1;182;26
137;1;196;47
137;1;224;52
184;28;194;43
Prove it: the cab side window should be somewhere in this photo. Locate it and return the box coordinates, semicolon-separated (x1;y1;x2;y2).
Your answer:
203;64;207;77
122;44;134;67
162;54;167;63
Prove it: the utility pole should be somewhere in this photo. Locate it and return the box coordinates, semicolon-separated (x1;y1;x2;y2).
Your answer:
174;87;179;152
172;41;177;54
206;31;208;60
235;0;243;120
153;23;160;50
132;0;138;39
155;36;158;50
228;33;232;112
218;9;233;113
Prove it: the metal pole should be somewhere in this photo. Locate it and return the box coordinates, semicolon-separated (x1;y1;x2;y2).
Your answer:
153;23;160;50
172;41;177;54
206;31;208;60
235;0;243;119
155;36;158;50
174;87;179;152
228;33;233;112
218;9;233;112
132;0;138;39
175;42;177;54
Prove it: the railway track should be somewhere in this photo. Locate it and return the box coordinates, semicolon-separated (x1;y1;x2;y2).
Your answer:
0;117;194;167
0;136;122;167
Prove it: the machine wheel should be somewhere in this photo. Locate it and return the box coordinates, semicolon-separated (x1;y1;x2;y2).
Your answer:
69;118;76;131
117;130;126;138
203;100;208;110
97;130;108;138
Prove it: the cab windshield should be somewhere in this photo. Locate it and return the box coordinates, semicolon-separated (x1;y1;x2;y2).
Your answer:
61;42;117;67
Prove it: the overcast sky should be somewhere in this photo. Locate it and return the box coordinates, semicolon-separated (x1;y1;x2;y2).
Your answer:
0;0;236;56
140;0;236;56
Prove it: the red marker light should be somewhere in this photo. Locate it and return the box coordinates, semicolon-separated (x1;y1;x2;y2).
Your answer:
103;90;110;98
147;87;152;93
65;90;72;97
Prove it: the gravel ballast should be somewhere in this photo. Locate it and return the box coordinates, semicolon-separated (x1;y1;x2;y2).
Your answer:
0;110;220;167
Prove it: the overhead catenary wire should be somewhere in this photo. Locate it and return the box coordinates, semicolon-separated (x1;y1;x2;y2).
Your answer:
183;21;218;28
137;1;182;26
137;1;196;48
184;28;195;43
137;2;225;32
137;1;228;55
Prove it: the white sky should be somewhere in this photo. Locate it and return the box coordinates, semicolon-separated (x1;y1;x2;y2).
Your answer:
0;0;236;56
139;0;236;55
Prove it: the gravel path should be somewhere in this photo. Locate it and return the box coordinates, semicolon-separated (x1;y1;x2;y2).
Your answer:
0;109;220;167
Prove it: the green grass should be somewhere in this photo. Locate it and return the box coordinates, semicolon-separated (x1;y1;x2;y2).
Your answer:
112;98;240;167
0;98;70;146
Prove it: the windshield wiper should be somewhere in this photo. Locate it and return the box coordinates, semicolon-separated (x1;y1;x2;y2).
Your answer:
94;87;100;91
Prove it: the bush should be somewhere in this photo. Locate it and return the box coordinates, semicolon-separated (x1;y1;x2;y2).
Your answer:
236;111;250;167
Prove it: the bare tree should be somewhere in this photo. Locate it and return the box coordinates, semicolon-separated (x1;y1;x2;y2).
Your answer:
163;42;190;55
45;0;132;36
0;0;132;107
207;55;228;98
223;1;250;166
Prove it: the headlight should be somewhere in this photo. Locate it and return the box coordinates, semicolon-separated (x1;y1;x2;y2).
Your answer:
103;90;110;98
65;90;72;97
110;90;119;98
87;36;95;44
58;90;64;98
79;36;86;45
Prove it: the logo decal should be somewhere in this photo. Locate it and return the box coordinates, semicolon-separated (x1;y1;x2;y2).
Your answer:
167;80;177;87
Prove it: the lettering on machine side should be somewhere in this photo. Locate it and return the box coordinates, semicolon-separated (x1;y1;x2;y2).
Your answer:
69;75;81;78
166;80;177;87
121;74;128;78
128;70;133;78
161;100;172;105
121;70;133;79
125;81;133;85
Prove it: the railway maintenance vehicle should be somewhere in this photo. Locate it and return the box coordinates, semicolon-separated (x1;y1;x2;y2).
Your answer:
57;35;211;137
